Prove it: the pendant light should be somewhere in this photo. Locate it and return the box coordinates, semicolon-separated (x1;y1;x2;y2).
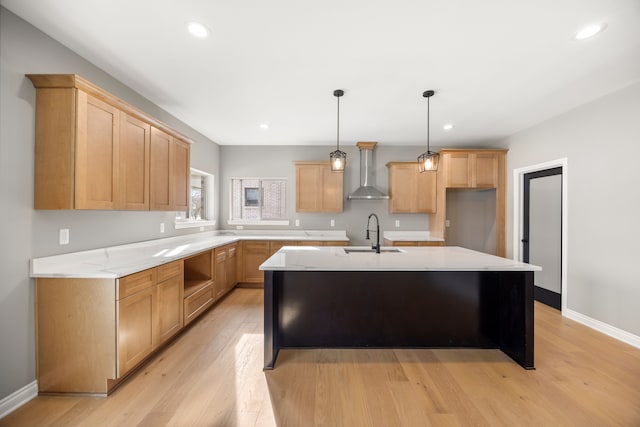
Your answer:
417;90;439;172
330;89;346;172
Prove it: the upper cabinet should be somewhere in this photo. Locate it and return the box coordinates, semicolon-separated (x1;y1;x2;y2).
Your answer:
27;74;192;211
295;161;343;212
149;128;189;211
443;150;502;189
386;162;436;213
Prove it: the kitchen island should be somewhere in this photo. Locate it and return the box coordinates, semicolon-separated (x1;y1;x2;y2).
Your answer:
260;246;540;370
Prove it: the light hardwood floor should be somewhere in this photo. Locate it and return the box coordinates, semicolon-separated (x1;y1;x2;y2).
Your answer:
2;288;639;426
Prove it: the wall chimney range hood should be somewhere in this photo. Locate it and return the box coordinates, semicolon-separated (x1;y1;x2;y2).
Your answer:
348;142;390;200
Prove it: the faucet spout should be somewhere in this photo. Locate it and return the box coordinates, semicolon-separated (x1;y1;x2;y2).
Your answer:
366;213;381;254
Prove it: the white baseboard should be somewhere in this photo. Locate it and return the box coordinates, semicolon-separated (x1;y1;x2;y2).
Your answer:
0;381;38;419
564;309;640;349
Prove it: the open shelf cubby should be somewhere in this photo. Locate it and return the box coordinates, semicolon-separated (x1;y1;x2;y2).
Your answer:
183;250;213;297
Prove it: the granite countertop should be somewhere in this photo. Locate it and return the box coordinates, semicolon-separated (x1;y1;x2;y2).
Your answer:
382;231;444;242
260;246;541;272
31;230;349;279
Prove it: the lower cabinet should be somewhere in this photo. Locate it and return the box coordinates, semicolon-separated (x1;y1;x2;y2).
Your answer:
240;241;270;286
117;285;156;376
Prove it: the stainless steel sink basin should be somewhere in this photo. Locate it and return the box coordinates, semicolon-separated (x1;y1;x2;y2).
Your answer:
343;248;403;254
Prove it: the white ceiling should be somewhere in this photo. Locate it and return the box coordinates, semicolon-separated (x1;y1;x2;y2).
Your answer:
3;0;640;147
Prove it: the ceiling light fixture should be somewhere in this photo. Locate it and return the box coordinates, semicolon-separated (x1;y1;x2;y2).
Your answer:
418;90;439;173
260;123;269;129
186;21;209;38
575;23;606;40
330;89;346;172
443;123;454;131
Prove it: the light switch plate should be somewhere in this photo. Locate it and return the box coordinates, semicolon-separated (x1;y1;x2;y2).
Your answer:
295;219;300;227
330;219;335;227
59;228;69;245
160;223;165;233
395;220;400;227
445;220;450;227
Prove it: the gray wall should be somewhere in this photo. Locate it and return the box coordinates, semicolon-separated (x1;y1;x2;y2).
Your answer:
498;81;640;337
0;7;220;400
445;189;496;254
220;145;435;246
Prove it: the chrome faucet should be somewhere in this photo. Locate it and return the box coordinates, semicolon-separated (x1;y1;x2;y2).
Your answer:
366;213;381;254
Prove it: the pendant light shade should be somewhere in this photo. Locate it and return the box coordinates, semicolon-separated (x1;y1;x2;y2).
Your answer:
330;89;346;172
417;90;439;172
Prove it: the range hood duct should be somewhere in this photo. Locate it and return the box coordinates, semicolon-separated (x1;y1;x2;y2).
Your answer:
348;142;389;200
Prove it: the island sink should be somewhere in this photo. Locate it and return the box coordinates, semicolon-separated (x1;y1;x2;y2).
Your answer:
343;248;403;254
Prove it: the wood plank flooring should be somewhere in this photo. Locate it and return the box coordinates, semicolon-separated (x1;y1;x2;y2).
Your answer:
1;288;639;426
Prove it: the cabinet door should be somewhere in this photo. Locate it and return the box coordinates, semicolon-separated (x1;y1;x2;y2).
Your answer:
296;164;321;212
473;153;498;188
150;127;172;210
388;163;415;213
321;165;343;212
157;275;183;344
445;152;471;188
75;91;120;209
119;114;150;210
172;138;190;212
117;286;157;376
241;241;269;284
226;244;238;291
416;169;437;213
269;240;293;255
214;248;227;297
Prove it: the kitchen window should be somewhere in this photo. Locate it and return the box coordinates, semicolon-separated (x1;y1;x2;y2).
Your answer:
228;178;289;225
175;168;216;229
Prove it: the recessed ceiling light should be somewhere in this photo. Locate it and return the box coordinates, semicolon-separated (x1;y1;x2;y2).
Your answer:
186;21;209;38
259;123;269;129
575;23;607;40
443;123;454;131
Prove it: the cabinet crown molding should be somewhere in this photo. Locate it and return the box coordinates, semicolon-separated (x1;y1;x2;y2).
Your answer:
27;74;195;144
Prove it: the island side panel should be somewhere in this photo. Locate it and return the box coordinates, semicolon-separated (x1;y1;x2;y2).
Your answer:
276;271;500;349
497;271;535;369
263;270;279;369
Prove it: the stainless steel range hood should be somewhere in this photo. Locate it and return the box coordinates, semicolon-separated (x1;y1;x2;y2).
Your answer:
348;142;390;200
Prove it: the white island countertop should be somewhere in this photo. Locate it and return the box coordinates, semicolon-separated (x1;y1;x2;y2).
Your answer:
260;246;541;272
31;230;348;279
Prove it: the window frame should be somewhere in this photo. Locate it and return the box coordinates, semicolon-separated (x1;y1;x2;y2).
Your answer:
175;168;216;229
227;177;289;226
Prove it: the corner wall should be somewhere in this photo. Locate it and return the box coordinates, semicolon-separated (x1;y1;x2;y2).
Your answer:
499;81;640;338
0;7;220;401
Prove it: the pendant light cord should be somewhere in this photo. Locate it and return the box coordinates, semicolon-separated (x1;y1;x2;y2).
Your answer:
336;94;340;151
427;94;430;153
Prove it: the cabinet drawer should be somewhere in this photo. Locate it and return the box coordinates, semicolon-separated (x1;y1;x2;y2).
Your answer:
215;249;227;263
118;268;156;300
184;283;214;325
157;260;183;282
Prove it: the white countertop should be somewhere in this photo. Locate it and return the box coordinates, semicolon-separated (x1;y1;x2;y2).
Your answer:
382;231;444;242
260;246;541;272
31;230;349;279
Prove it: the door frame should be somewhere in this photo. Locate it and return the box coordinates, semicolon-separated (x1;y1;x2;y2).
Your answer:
513;158;568;313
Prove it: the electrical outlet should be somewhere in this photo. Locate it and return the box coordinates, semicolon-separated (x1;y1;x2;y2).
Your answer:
395;220;400;228
445;219;450;227
330;219;335;227
160;223;165;233
59;228;69;245
236;225;244;230
295;219;300;227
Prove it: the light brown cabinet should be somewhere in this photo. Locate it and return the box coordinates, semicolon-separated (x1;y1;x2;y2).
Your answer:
183;250;214;325
295;161;343;212
240;241;270;286
150;128;190;211
156;261;184;344
226;243;238;291
214;247;227;298
27;74;192;211
117;282;156;376
119;114;151;210
444;151;499;189
387;162;437;213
